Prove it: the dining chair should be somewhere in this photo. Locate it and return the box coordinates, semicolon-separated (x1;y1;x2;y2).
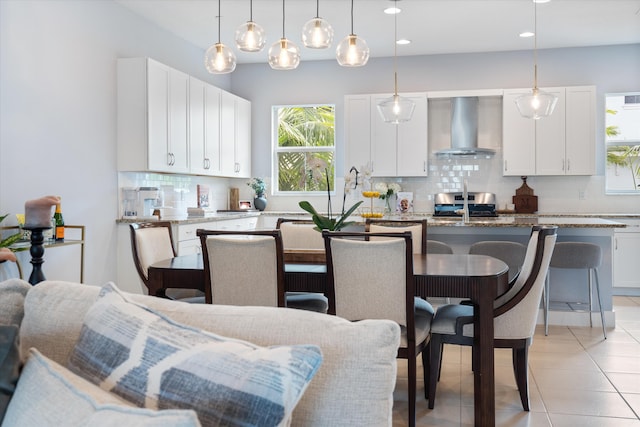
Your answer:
129;222;205;302
198;229;328;313
323;230;433;427
469;240;527;284
365;218;427;254
427;225;558;411
276;218;325;250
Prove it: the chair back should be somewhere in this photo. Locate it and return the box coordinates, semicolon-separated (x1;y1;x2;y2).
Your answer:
365;219;426;254
198;229;285;307
276;218;324;250
492;226;558;339
323;231;414;332
469;241;527;283
426;240;454;254
130;222;176;288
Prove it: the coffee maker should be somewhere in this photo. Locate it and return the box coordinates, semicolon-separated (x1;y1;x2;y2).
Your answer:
121;187;160;219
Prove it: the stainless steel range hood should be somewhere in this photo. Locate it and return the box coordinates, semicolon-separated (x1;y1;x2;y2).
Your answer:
435;97;495;157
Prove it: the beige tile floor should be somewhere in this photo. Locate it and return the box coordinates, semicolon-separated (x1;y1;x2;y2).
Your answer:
392;296;640;426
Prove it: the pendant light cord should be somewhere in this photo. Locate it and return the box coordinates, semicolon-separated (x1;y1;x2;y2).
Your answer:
316;0;320;18
282;0;286;38
393;0;398;95
533;1;538;90
350;0;354;34
249;0;253;22
217;0;221;43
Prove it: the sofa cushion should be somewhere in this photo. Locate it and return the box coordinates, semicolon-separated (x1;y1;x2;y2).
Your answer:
3;348;201;427
67;282;323;427
0;325;20;422
21;280;400;426
0;279;31;327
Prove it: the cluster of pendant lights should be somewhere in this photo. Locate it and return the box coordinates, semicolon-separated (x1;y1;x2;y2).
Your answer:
205;0;370;74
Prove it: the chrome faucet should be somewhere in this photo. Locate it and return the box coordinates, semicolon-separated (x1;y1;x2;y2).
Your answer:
462;179;470;223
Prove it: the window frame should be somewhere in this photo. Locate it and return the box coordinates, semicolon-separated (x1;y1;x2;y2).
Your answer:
605;92;640;195
271;103;336;196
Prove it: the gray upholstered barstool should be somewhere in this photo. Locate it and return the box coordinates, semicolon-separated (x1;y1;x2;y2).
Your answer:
544;242;606;338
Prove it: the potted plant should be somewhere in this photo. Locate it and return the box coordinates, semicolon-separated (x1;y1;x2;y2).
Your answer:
247;178;268;211
299;167;363;232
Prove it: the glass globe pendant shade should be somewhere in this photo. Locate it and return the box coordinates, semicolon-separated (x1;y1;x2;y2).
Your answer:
377;93;416;124
235;21;266;52
268;38;300;70
515;87;558;120
302;17;333;49
204;42;236;74
336;34;369;67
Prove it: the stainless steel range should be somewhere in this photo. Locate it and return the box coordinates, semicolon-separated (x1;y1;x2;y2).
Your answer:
433;192;498;217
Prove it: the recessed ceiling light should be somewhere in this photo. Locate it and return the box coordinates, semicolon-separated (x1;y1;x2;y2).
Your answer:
396;39;411;45
519;31;535;38
384;7;401;14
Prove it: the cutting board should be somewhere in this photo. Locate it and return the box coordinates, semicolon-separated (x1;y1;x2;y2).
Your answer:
512;177;538;214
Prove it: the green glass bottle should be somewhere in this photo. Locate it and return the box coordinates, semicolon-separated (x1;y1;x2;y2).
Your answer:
53;201;65;242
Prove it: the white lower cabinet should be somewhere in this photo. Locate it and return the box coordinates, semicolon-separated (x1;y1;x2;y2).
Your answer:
175;217;258;255
613;220;640;289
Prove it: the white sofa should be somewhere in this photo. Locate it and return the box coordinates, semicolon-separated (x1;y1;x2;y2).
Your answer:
0;279;400;426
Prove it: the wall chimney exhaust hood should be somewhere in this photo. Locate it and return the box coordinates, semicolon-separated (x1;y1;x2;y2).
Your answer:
435;97;495;158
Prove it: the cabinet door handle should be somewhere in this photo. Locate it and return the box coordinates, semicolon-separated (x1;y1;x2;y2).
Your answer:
167;153;172;166
504;160;508;172
615;237;617;250
567;159;570;171
423;161;426;172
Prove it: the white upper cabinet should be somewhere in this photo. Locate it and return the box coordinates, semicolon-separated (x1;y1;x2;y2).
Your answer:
189;77;221;176
220;91;251;178
118;58;189;173
345;92;428;177
502;86;595;176
117;57;251;177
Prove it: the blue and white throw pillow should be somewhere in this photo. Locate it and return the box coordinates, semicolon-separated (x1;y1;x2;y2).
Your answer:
67;282;323;427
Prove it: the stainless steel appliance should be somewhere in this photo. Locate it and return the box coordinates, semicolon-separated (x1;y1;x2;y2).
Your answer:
434;192;498;217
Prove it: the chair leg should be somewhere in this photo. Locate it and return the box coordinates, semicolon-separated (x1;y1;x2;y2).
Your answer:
408;351;416;427
512;344;530;411
593;267;607;339
543;272;549;336
427;334;442;408
588;268;594;328
422;342;430;392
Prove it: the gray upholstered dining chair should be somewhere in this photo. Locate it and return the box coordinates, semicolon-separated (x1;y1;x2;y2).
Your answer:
469;240;528;284
323;230;433;427
198;229;328;313
427;225;558;412
129;222;205;302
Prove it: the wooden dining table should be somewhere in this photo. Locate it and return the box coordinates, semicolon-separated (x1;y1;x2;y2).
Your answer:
148;252;508;426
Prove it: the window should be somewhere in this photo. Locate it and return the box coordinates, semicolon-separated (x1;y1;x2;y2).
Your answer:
273;105;335;194
605;93;640;194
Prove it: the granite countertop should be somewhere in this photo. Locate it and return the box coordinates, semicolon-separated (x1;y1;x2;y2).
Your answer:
261;211;631;228
116;211;261;225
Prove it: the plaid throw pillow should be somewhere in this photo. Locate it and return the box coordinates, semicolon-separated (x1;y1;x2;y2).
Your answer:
67;282;323;427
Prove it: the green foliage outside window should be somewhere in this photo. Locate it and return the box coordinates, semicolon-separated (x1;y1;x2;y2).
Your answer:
275;105;335;193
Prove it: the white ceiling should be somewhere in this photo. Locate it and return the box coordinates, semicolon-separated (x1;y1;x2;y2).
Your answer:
115;0;640;64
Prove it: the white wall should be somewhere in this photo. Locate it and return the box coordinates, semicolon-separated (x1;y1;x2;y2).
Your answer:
231;44;640;214
0;0;233;286
1;0;638;287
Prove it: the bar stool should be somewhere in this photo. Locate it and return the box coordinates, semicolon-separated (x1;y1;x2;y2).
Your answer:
544;242;606;338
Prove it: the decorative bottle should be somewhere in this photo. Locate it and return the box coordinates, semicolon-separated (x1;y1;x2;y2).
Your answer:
53;200;65;242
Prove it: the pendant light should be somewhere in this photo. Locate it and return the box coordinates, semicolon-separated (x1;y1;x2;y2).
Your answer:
235;0;266;52
336;0;369;67
302;0;333;49
515;0;557;119
268;0;300;70
204;0;236;74
377;0;414;124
